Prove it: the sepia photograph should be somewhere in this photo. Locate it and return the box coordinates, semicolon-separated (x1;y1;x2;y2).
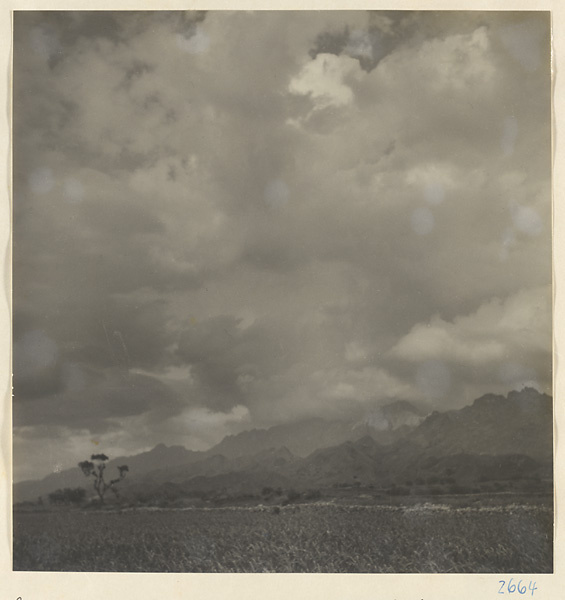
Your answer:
10;9;554;576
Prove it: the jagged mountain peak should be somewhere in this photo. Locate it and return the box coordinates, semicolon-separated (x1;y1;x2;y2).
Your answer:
472;393;507;407
507;387;552;406
471;387;550;409
355;399;426;432
411;387;552;460
206;417;360;459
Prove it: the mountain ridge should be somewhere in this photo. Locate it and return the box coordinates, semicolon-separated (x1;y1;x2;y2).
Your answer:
14;389;552;503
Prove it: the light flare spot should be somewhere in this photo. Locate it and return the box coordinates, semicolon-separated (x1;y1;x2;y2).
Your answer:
265;179;290;209
64;178;85;204
28;167;54;194
177;28;210;54
501;116;518;157
14;330;59;378
499;21;543;72
30;24;60;60
415;360;451;399
498;362;539;390
424;182;445;205
512;205;542;236
411;207;434;235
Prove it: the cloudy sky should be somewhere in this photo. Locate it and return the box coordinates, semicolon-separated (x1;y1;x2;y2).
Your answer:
13;11;552;482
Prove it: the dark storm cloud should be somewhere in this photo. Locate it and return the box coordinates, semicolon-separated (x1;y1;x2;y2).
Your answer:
176;315;290;412
309;17;400;72
310;26;350;58
14;11;208;63
13;294;178;379
15;11;123;52
13;330;63;399
13;367;180;431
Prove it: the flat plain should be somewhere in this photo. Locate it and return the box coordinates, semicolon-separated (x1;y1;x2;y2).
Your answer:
13;494;553;573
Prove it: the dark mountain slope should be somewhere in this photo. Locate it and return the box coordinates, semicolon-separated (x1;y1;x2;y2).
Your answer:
206;418;360;459
283;436;387;486
138;446;297;486
407;387;552;460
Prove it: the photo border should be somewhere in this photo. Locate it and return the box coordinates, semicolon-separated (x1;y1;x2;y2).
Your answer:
2;1;563;599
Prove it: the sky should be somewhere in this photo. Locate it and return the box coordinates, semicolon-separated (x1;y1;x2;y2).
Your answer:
12;11;552;482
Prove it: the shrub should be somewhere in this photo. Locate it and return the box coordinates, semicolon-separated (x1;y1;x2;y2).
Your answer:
48;488;86;506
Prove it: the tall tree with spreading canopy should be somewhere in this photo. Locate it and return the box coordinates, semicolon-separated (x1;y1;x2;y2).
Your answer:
78;454;129;504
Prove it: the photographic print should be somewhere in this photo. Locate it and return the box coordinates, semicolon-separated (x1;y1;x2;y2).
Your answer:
11;10;553;574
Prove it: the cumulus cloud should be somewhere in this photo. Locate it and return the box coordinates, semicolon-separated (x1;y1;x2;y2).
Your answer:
389;286;552;401
289;53;363;110
391;287;551;362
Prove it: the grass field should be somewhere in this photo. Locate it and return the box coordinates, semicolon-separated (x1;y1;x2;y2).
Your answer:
13;497;553;573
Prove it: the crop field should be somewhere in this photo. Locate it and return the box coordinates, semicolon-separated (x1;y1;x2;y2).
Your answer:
13;501;553;573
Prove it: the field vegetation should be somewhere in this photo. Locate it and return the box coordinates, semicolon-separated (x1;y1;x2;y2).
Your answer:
13;491;553;573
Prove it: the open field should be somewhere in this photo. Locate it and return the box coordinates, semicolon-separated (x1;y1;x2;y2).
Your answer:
13;495;553;573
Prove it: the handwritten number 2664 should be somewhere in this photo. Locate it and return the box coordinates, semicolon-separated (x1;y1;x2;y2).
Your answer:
498;580;537;595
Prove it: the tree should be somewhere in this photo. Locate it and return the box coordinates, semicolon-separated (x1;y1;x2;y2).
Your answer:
78;453;129;504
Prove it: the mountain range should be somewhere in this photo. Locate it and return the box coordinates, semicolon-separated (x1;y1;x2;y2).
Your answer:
14;388;553;503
